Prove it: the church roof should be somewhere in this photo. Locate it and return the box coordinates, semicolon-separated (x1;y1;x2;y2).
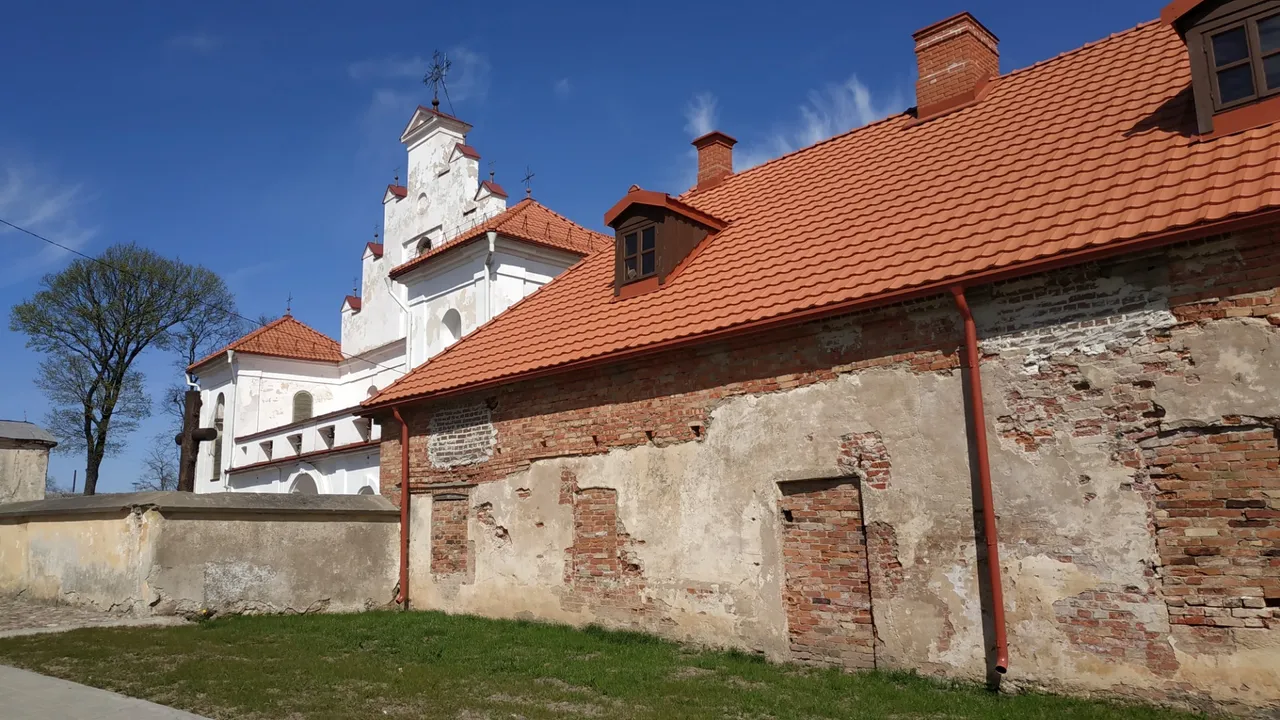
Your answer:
188;315;344;371
388;198;611;279
365;19;1280;409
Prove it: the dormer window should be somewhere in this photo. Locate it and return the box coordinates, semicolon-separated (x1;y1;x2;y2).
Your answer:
604;188;727;297
1206;13;1280;108
622;224;657;282
1170;0;1280;135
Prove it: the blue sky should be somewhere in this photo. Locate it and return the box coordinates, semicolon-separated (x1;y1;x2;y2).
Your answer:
1;0;1161;492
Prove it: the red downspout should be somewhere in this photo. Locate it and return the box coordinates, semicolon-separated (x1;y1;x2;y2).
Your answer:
951;286;1009;674
392;407;410;608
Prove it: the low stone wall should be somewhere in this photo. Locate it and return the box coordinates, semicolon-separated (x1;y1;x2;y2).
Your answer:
0;492;399;615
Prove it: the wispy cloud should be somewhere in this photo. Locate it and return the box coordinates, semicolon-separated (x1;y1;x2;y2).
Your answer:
684;93;718;138
168;33;220;53
675;76;901;190
553;77;572;98
348;47;490;106
736;75;902;169
0;162;97;287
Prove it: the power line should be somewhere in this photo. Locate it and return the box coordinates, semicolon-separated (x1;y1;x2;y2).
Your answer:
0;216;406;376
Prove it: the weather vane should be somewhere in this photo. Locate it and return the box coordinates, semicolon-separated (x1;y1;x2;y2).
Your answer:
522;166;535;198
285;292;293;316
423;50;453;114
488;160;496;182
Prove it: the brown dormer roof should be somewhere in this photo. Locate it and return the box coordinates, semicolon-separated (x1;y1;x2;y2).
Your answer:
479;180;507;198
387;185;407;199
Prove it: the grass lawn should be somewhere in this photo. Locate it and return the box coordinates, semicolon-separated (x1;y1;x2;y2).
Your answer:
0;610;1210;719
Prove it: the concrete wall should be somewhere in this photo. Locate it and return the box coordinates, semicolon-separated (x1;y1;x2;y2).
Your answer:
0;440;50;504
0;492;398;615
387;229;1280;715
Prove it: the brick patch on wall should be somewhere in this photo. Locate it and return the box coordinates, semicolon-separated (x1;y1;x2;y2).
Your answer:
430;494;470;576
558;470;654;623
838;432;892;490
1053;584;1180;676
1143;424;1279;628
778;478;875;670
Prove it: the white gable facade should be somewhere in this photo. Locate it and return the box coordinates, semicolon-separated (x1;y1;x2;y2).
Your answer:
191;105;597;495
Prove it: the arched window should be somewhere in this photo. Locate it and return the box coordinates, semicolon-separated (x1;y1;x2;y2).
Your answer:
292;391;313;423
417;236;432;256
366;385;379;399
212;394;225;480
357;485;375;495
442;308;462;347
290;473;318;494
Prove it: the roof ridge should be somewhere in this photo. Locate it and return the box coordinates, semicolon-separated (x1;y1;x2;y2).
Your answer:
524;198;612;242
684;20;1163;202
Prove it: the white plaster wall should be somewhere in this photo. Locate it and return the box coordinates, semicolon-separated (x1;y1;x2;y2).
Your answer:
340;247;402;358
226;450;380;495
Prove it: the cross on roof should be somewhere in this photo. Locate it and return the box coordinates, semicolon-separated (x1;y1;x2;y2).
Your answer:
522;167;535;198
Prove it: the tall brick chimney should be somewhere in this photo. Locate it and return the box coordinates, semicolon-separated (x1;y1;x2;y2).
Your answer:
913;12;998;120
692;131;737;190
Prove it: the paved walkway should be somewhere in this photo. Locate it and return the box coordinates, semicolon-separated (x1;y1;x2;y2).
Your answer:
0;664;209;719
0;595;186;638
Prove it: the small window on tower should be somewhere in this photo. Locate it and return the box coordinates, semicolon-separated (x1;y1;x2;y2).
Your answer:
622;225;657;282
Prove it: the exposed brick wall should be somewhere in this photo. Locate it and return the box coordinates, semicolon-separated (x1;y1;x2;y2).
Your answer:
381;226;1280;678
778;478;875;670
1052;585;1180;677
430;495;469;576
394;298;960;492
558;470;653;623
1145;424;1279;628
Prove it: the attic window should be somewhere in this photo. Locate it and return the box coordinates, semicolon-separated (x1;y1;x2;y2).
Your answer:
622;225;657;282
1180;1;1280;134
1207;14;1280;108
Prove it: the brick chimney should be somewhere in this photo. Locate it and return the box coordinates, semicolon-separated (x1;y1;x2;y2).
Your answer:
692;131;737;190
913;12;998;120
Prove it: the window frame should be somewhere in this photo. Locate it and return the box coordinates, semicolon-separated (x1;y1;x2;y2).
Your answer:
619;221;658;285
1196;5;1280;112
292;391;313;424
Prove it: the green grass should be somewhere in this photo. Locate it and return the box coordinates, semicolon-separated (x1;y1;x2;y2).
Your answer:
0;611;1210;719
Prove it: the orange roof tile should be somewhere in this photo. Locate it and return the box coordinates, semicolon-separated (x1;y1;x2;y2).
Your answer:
388;198;612;279
189;315;344;371
479;180;508;198
368;20;1280;409
387;184;407;198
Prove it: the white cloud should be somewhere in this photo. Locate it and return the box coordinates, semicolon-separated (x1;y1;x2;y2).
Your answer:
737;75;901;170
444;47;490;105
168;33;220;53
553;77;571;98
0;163;97;287
684;92;718;138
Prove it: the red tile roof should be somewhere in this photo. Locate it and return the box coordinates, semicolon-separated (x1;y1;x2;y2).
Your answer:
388;198;612;279
456;143;481;159
366;242;384;258
387;184;407;199
367;20;1280;408
344;295;362;312
479;180;507;198
189;316;344;371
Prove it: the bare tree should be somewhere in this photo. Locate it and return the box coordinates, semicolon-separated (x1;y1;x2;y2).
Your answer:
10;244;231;495
133;435;179;492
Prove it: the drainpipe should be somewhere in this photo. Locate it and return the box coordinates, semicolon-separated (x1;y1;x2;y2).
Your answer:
392;406;411;609
950;286;1009;675
485;229;497;323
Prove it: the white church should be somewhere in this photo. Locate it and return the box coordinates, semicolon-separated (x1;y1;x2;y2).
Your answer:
188;101;610;494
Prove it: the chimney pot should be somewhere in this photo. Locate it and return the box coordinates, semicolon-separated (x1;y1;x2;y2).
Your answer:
912;12;998;120
692;131;737;190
